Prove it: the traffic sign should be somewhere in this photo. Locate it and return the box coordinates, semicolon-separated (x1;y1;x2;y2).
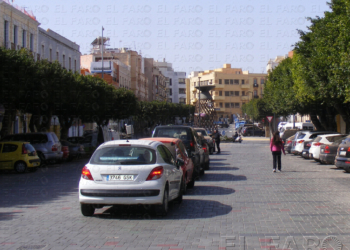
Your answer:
266;116;273;122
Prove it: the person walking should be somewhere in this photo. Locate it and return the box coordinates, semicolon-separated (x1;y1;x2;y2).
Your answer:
212;129;221;154
270;131;286;172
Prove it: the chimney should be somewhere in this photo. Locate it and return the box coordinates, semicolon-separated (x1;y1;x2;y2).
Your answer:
223;64;231;68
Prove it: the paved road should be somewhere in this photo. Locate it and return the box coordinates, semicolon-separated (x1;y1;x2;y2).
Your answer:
1;141;350;250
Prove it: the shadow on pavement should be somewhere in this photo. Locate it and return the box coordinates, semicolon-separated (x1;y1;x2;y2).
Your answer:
0;159;85;208
208;166;239;171
209;162;231;166
0;211;23;221
95;199;232;220
185;185;235;196
209;158;226;161
196;173;246;182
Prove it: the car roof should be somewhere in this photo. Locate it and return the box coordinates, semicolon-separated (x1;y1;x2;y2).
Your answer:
140;137;180;144
155;125;192;129
99;139;161;148
0;141;29;145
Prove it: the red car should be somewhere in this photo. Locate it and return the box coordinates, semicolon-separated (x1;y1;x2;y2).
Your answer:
141;137;195;192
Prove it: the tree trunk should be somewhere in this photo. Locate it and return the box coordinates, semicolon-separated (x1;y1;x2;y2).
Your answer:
309;113;325;131
334;103;350;133
59;116;73;140
0;107;16;138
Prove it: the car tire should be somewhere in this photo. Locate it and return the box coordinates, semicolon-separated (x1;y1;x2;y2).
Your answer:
14;161;27;173
187;176;195;189
205;160;210;170
38;152;46;164
200;167;205;175
155;188;168;216
174;180;183;204
81;204;95;216
182;175;187;194
28;167;38;172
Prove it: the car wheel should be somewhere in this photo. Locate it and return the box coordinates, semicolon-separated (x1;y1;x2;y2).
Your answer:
28;167;38;172
182;175;187;194
200;167;205;176
155;188;168;216
187;175;195;189
205;160;210;170
14;161;27;173
38;152;46;164
81;204;95;216
174;180;183;204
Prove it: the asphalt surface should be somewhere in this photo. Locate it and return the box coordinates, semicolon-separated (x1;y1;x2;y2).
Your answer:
1;140;350;250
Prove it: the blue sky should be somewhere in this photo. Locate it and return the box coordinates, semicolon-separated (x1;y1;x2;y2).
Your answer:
13;0;330;74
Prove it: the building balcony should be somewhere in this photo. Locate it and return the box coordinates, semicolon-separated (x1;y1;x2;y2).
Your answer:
241;84;250;89
253;83;259;88
213;95;224;101
241;96;249;101
213;84;224;89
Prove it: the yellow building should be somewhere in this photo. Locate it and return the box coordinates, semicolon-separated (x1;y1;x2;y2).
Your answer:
0;0;39;56
188;64;266;121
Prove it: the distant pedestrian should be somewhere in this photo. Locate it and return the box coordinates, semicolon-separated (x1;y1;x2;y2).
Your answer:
270;131;286;172
212;129;221;154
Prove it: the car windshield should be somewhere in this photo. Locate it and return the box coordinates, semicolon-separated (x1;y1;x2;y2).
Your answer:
90;146;156;165
196;129;207;136
24;143;36;153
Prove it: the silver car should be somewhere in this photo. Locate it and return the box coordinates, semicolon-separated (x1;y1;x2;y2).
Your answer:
79;140;184;216
1;132;63;162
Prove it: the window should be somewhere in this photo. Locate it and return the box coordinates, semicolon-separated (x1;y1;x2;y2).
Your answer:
179;97;186;104
225;103;230;108
41;45;45;58
219;91;222;96
254;90;258;96
169;78;172;86
235;91;240;96
235;103;240;108
231;103;234;108
234;79;239;84
169;89;172;96
2;144;18;153
254;79;257;84
242;91;245;96
219;103;223;108
69;57;71;70
56;51;59;61
230;91;233;96
4;21;9;48
230;79;233;85
49;49;52;62
219;79;222;84
225;91;229;96
242;79;245;84
13;25;18;46
261;79;265;84
29;33;34;51
62;55;65;68
179;78;185;84
224;79;229;85
179;88;186;94
22;30;26;48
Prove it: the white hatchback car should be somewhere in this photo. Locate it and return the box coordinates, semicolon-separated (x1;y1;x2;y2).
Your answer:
309;134;347;161
79;140;184;216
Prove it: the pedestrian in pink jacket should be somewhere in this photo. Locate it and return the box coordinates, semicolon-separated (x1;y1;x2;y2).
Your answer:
270;131;286;172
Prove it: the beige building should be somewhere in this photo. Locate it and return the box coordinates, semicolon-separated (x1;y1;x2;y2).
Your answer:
144;58;167;102
0;0;40;56
187;64;267;121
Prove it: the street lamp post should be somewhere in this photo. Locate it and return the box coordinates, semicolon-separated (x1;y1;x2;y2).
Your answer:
247;91;255;136
101;26;104;80
198;76;201;127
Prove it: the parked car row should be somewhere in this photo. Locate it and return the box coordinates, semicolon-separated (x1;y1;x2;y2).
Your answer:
285;130;350;172
79;125;213;216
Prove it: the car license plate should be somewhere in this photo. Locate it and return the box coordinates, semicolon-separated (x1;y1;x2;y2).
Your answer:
340;151;347;156
108;175;134;181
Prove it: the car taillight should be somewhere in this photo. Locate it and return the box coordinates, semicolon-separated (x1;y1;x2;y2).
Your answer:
346;161;350;164
314;142;323;146
190;141;194;147
298;140;304;144
287;140;292;144
324;146;330;154
22;144;28;154
347;147;350;152
82;166;94;180
203;144;208;153
52;145;58;151
146;166;163;181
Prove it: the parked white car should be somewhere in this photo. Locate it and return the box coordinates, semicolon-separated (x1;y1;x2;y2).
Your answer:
309;134;347;161
79;140;184;216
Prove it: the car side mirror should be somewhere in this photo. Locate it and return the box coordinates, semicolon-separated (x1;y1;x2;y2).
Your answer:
176;158;184;169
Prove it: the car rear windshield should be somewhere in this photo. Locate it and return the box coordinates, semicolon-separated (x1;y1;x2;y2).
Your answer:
153;128;191;141
313;137;322;142
327;135;346;143
297;133;306;139
90;146;156;165
24;143;36;153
